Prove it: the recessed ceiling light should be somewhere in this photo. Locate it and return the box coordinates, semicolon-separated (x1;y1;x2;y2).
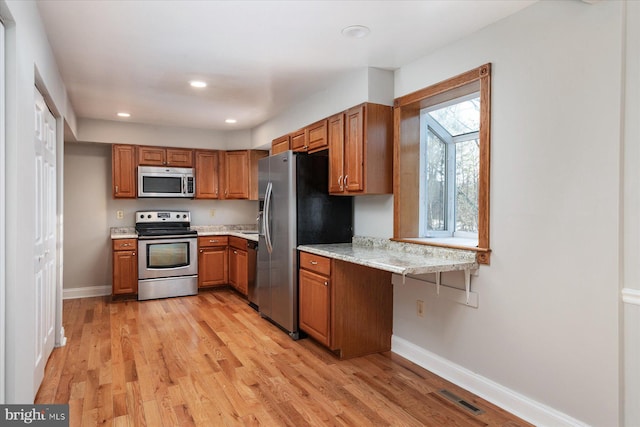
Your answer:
341;25;371;39
117;112;131;118
190;80;207;88
225;118;237;124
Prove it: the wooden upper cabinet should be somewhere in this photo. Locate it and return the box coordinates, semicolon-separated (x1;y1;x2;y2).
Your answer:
272;135;290;155
328;113;345;194
222;150;250;199
194;150;219;199
329;103;393;195
290;129;307;152
288;120;328;154
166;148;194;167
221;150;268;200
138;146;193;167
112;144;136;199
306;119;328;153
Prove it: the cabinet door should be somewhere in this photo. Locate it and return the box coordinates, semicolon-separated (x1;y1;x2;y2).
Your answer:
272;135;290;155
235;249;248;296
229;247;248;295
198;247;228;287
344;105;364;192
194;150;219;199
166;148;193;167
290;129;307;152
306;119;328;153
224;151;249;199
113;250;138;295
137;146;166;166
112;144;137;198
328;113;345;194
299;268;330;347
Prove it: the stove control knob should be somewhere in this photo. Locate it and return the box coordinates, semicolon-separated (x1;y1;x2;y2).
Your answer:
183;214;187;218
147;215;152;218
139;214;144;219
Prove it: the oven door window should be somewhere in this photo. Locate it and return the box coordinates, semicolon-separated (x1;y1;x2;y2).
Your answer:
142;175;183;194
147;242;189;268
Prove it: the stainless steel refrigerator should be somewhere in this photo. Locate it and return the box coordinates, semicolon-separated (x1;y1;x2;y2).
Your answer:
257;151;353;339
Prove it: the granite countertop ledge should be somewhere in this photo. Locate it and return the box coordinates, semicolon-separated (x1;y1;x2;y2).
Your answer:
298;236;478;276
110;224;259;241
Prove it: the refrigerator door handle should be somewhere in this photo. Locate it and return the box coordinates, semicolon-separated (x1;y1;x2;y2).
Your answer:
264;181;273;254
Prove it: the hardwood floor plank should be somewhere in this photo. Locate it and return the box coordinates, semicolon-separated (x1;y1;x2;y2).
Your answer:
36;290;532;426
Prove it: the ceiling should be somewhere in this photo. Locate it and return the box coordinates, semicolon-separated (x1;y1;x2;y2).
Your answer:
37;0;536;132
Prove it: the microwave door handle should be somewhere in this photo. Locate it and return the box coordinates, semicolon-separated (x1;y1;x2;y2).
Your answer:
182;176;187;195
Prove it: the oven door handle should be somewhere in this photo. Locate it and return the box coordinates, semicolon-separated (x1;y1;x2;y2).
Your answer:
137;234;197;240
264;181;273;254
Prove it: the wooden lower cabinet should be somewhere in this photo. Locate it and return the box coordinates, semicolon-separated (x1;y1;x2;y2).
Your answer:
299;268;331;347
298;252;393;359
228;236;248;296
198;236;228;288
112;239;138;296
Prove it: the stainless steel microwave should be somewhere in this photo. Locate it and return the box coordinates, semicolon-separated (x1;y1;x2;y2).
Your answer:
138;166;195;198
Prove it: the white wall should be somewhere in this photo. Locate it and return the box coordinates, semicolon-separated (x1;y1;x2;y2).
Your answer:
63;142;259;290
0;0;77;403
392;2;622;426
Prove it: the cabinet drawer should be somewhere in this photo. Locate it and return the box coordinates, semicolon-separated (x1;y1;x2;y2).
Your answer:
198;235;228;248
113;239;137;251
229;235;246;250
299;252;331;276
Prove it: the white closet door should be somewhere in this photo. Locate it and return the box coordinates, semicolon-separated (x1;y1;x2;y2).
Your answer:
0;18;5;404
33;88;56;392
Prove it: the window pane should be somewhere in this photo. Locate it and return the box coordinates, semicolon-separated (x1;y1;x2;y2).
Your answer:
428;97;480;136
455;138;479;233
426;128;446;231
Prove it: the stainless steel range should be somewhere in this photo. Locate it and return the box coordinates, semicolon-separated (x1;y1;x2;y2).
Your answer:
136;210;198;300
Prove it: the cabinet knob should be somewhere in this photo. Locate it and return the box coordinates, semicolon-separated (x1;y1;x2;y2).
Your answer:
324;281;328;286
132;252;135;256
115;185;119;193
199;249;203;253
233;250;238;254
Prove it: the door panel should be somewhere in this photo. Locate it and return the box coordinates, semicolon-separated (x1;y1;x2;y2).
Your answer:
34;88;56;392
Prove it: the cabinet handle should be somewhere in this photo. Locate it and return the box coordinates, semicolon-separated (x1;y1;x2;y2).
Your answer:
209;239;218;243
115;185;119;193
122;243;130;247
310;260;318;265
337;176;343;189
344;175;348;188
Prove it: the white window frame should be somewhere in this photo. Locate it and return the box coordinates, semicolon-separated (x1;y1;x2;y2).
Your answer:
419;93;480;240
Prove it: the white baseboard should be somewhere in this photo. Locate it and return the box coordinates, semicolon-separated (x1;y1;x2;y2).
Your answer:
63;285;111;300
391;336;589;427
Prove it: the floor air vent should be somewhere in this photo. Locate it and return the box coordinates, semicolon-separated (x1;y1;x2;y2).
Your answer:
438;389;485;415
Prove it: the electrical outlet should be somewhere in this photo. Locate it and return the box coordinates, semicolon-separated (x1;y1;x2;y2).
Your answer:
209;209;216;217
116;210;124;220
417;300;425;317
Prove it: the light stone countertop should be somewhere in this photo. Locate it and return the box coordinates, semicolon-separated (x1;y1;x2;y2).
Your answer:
110;224;259;242
298;236;478;276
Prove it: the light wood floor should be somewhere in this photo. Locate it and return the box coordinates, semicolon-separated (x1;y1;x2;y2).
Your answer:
36;289;531;426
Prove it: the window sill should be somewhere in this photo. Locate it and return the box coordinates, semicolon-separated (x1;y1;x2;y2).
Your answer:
391;237;491;265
